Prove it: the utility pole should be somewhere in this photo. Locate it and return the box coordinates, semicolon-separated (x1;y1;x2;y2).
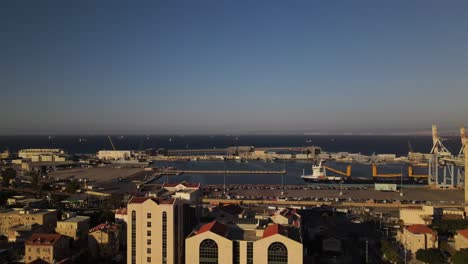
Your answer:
281;160;286;196
223;169;226;198
365;240;368;263
339;179;343;196
400;166;404;196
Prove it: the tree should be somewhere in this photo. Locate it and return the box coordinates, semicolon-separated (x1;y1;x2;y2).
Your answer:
452;248;468;264
65;180;80;193
380;240;402;264
1;168;16;187
31;172;40;189
415;248;446;264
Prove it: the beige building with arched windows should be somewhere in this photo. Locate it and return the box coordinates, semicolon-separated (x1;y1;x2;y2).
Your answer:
185;221;303;264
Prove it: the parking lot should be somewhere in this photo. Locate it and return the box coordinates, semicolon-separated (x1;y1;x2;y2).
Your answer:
203;184;464;204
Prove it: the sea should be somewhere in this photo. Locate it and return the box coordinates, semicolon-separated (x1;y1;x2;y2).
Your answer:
0;135;463;185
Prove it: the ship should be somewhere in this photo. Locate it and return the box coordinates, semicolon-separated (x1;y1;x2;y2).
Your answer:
301;159;427;185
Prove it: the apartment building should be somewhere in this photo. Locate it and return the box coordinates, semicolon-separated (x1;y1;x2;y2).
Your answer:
127;196;185;264
88;222;120;258
55;214;90;246
397;224;438;254
0;209;57;238
25;234;70;264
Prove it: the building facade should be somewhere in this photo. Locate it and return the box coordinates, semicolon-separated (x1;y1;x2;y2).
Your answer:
25;234;70;264
88;222;120;258
127;197;186;264
185;221;303;264
0;209;57;238
55;215;90;245
454;229;468;250
397;224;438;254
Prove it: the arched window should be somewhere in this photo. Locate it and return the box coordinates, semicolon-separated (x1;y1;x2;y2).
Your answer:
199;239;218;264
268;242;288;264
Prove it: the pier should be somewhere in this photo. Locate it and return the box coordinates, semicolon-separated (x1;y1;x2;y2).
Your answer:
161;169;286;175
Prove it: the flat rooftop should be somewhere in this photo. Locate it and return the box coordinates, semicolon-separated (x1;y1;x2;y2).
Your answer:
60;215;90;222
0;208;55;216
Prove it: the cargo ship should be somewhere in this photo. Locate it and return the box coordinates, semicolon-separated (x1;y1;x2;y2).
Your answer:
301;160;427;185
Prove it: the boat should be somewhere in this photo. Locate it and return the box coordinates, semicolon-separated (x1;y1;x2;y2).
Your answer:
301;159;427;185
301;160;341;182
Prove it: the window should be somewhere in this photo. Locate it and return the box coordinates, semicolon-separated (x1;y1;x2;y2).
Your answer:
233;241;240;264
199;239;218;264
147;230;151;236
147;213;151;219
131;210;136;264
147;257;151;262
247;242;253;264
267;242;288;264
147;248;151;254
147;221;151;227
162;211;167;264
147;239;151;245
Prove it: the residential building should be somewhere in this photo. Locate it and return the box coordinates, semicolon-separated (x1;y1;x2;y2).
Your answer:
6;223;43;242
185;221;303;264
55;214;90;246
25;234;70;264
399;205;442;225
454;229;468;250
397;224;438;254
270;208;302;228
127;196;186;264
115;208;128;247
209;204;253;223
162;182;201;203
0;209;57;238
88;222;120;258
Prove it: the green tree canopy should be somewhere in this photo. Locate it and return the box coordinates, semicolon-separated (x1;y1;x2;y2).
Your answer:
415;248;446;264
452;248;468;264
1;168;16;187
380;240;402;264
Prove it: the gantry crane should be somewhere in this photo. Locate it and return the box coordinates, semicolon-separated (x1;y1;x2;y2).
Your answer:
371;163;402;178
408;165;428;178
323;165;352;177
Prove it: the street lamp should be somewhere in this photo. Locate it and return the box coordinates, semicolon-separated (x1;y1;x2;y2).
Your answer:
400;166;404;196
339;179;343;196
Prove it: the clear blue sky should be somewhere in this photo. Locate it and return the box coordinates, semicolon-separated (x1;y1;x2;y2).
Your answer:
1;0;468;135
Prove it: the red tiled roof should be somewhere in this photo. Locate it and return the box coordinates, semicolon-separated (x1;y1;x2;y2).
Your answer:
89;222;119;233
163;181;200;188
197;221;229;237
115;208;127;215
457;229;468;239
26;234;63;245
263;224;287;238
406;224;433;235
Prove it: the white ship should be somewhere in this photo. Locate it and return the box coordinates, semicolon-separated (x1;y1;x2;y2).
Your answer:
301;159;341;182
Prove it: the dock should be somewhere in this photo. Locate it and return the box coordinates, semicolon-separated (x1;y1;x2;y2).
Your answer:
162;169;286;175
